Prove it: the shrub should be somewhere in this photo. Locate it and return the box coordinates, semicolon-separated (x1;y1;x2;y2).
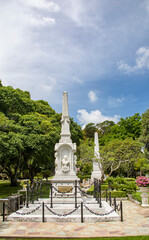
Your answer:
77;174;91;182
132;192;142;202
101;184;109;191
101;190;127;198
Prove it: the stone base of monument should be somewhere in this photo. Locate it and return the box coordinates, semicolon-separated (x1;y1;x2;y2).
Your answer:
51;178;82;199
7;199;120;223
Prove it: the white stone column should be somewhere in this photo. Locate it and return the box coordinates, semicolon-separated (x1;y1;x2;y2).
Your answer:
91;132;102;181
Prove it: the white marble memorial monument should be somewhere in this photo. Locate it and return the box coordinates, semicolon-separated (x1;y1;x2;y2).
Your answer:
51;91;80;197
91;132;102;181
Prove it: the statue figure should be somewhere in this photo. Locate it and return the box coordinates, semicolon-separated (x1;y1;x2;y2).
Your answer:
62;155;70;173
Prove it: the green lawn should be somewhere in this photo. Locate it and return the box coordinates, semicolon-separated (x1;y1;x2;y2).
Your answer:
0;180;22;198
0;236;149;240
0;180;51;199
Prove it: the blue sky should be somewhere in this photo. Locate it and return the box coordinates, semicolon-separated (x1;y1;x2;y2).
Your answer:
0;0;149;126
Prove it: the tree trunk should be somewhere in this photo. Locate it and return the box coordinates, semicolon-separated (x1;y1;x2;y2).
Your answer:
10;175;18;186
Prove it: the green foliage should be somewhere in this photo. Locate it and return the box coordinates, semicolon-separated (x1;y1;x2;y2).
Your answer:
83;123;97;139
141;109;149;151
70;117;83;146
97;120;115;135
132;192;142;202
102;190;127;198
100;138;144;177
87;177;136;196
104;176;137;193
76;139;94;175
77;174;91;181
0;180;22;198
0;83;82;185
140;109;149;174
101;184;109;190
98;113;141;146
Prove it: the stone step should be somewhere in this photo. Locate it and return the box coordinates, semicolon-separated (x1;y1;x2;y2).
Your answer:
7;212;120;223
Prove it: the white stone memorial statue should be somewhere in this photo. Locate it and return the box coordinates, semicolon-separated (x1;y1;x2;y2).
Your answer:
91;132;102;181
51;91;80;197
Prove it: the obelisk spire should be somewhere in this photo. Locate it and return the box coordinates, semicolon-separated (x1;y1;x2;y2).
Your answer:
62;91;69;116
94;132;100;159
59;91;72;143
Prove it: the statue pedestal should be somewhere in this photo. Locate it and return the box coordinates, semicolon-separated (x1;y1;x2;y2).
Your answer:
141;193;149;207
140;187;149;207
51;179;81;200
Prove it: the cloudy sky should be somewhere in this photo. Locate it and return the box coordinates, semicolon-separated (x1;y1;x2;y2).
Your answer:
0;0;149;126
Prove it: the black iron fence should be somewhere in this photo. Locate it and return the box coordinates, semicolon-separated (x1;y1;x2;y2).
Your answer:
2;199;123;223
1;178;123;222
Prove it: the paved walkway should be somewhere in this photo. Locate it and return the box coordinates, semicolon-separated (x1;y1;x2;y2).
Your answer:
0;200;149;238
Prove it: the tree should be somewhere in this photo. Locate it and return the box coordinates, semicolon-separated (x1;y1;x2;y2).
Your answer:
76;139;94;175
98;113;141;146
140;109;149;174
0;82;84;184
100;138;144;177
140;109;149;152
0;131;24;186
118;113;141;140
70;117;83;146
97;120;115;135
83;123;97;139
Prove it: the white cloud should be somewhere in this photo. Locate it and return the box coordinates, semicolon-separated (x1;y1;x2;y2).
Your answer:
72;76;84;84
62;0;84;25
88;91;98;103
108;96;125;107
77;109;120;127
117;47;149;73
0;0;149;115
28;16;55;27
24;0;60;12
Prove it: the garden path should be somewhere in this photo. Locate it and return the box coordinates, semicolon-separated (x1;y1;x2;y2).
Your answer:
0;200;149;238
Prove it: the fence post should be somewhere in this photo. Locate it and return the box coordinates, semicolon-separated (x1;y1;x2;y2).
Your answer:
120;201;123;222
106;190;108;202
81;202;83;223
23;195;26;206
42;202;45;222
18;195;20;210
40;179;42;198
32;181;35;204
109;192;112;206
99;180;102;208
26;181;29;208
75;180;77;208
94;178;96;198
114;197;116;211
36;179;39;201
3;202;5;222
50;183;53;208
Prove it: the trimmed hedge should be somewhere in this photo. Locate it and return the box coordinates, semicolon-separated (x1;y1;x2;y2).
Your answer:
87;188;127;198
77;175;91;181
87;176;136;197
102;190;127;198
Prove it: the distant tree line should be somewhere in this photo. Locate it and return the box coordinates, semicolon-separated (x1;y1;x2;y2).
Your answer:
77;111;149;179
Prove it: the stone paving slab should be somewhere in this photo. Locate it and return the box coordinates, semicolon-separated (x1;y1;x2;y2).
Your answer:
0;200;149;238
